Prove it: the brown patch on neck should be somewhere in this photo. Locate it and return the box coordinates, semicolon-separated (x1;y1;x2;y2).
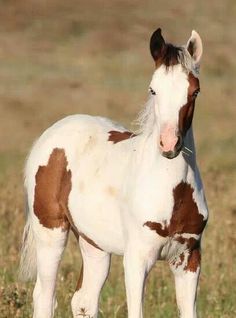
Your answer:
108;130;136;144
33;148;71;230
34;148;103;251
178;73;200;135
144;182;207;237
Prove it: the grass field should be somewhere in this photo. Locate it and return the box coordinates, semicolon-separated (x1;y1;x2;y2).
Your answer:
0;1;235;317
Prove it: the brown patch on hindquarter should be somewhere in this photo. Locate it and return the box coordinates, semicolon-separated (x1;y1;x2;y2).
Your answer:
144;182;207;237
34;148;103;253
34;148;71;230
108;130;136;144
179;73;200;135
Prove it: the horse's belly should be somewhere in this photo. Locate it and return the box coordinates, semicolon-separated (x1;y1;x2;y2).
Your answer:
69;183;125;255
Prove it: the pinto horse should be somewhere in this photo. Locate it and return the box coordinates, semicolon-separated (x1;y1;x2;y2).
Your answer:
20;28;208;318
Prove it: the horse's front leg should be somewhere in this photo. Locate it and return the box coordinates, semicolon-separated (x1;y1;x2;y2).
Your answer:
169;247;201;318
123;239;157;318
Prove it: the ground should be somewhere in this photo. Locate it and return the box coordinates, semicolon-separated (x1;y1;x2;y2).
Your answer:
0;1;235;317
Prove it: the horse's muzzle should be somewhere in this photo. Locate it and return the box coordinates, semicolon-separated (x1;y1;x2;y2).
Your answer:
161;133;183;159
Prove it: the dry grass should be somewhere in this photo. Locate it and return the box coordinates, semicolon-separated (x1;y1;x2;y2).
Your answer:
0;0;235;317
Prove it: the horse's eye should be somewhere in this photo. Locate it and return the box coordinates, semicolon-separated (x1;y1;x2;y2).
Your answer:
193;89;200;98
149;87;156;95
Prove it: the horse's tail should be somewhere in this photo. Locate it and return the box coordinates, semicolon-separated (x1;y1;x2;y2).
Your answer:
19;197;37;281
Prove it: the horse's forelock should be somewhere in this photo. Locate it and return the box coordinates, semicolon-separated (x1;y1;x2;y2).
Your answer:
156;44;198;76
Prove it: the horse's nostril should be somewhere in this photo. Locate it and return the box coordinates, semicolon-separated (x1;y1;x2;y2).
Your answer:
160;140;164;147
175;134;183;150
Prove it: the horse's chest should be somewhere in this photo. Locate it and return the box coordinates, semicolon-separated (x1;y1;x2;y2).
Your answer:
143;181;207;242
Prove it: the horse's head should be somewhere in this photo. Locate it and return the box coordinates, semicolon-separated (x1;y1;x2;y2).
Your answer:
149;28;202;159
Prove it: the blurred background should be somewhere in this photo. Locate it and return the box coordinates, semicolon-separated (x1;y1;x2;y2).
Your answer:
0;0;235;317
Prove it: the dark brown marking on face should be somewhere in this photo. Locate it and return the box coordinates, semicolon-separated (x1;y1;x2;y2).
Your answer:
178;73;200;136
108;130;136;144
144;182;207;237
76;262;84;290
34;148;71;231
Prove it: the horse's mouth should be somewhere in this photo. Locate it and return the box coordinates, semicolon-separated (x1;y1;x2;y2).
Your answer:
162;149;181;159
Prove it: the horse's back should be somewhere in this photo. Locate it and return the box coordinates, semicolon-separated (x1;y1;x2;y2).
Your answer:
25;114;125;181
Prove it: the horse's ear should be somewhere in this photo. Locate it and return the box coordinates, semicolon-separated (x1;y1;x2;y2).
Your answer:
186;30;203;66
150;28;166;61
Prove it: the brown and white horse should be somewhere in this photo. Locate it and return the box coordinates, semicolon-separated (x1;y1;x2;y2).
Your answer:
20;28;208;318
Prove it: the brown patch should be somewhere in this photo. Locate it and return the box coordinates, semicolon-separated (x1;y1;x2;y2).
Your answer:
171;252;185;269
34;148;102;251
33;148;71;230
144;220;168;237
169;182;207;235
76;262;84;290
144;182;207;237
108;130;136;144
170;238;201;272
177;237;201;272
177;252;185;267
179;73;200;135
155;44;182;68
185;248;201;272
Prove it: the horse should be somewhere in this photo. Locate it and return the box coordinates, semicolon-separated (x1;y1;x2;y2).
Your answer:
20;28;208;318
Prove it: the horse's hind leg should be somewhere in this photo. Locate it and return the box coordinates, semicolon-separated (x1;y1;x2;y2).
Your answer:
71;237;111;318
29;147;71;317
33;224;69;318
